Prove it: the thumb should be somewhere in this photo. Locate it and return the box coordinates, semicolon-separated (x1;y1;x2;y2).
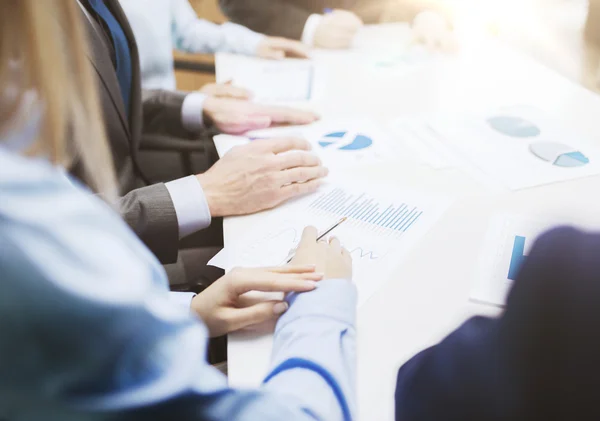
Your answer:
226;301;289;332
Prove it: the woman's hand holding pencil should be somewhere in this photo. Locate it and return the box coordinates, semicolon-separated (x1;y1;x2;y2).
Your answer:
289;225;353;281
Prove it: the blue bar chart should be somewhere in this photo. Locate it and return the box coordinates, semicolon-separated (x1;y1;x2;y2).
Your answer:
507;235;527;281
308;188;423;234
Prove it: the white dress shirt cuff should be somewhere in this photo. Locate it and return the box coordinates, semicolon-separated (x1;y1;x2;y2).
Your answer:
165;176;212;239
181;92;208;132
169;291;196;310
301;14;324;46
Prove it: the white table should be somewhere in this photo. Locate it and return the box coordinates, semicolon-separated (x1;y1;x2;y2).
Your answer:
222;24;600;421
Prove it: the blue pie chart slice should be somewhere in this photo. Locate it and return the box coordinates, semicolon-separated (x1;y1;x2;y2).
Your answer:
318;131;346;148
529;142;590;168
318;132;373;150
487;116;541;138
554;151;590;167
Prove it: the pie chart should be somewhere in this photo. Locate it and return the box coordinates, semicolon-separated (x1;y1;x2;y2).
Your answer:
487;116;541;138
529;142;590;168
318;131;373;151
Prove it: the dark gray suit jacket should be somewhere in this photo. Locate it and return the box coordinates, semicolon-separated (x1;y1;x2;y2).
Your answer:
219;0;389;39
75;0;206;264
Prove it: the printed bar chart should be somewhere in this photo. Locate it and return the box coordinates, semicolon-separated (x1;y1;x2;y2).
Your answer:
309;188;423;234
508;235;527;281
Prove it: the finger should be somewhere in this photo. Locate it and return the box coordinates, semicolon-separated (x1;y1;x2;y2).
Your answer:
424;34;438;51
332;11;363;28
260;47;286;60
276;150;321;169
325;32;356;49
225;301;289;332
247;104;319;125
442;33;459;53
253;137;312;154
267;108;319;125
329;236;341;253
271;38;310;58
280;178;324;202
232;271;318;295
220;85;253;100
342;247;352;263
267;264;317;273
218;114;271;135
298;226;318;248
329;20;362;32
279;166;328;185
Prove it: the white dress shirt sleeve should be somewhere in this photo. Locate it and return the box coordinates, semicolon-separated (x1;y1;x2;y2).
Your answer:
171;0;265;56
301;14;324;46
169;291;197;309
165;175;212;239
180;92;207;132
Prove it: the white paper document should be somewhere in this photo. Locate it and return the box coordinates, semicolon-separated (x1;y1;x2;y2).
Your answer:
431;105;600;190
210;181;453;307
387;117;458;169
216;53;315;103
352;23;413;51
471;214;585;307
223;118;401;170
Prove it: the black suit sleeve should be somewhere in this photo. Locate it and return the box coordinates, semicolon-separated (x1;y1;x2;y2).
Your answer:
141;89;196;141
219;0;312;39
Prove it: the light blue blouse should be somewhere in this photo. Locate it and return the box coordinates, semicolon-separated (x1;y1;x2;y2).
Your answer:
0;145;356;420
120;0;264;90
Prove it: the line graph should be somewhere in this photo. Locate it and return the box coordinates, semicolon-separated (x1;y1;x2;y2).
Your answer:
350;247;380;260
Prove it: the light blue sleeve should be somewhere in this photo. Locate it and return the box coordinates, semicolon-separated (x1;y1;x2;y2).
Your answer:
265;279;358;421
0;148;357;421
170;0;264;55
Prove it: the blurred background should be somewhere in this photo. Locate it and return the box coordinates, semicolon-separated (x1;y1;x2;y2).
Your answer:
176;0;600;93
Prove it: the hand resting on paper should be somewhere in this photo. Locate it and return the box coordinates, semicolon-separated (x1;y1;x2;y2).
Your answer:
196;138;328;217
203;96;319;134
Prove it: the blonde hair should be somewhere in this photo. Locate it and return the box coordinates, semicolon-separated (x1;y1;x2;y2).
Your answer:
0;0;117;197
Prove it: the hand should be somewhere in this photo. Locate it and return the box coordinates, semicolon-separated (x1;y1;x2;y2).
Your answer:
256;36;310;59
290;226;352;280
411;10;457;52
203;97;319;135
191;265;323;337
313;10;363;49
197;138;328;217
200;81;253;100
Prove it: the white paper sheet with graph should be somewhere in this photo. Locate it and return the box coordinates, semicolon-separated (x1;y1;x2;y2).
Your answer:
210;182;453;307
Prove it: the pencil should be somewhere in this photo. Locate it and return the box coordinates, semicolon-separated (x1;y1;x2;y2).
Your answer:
316;217;348;241
285;217;348;264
